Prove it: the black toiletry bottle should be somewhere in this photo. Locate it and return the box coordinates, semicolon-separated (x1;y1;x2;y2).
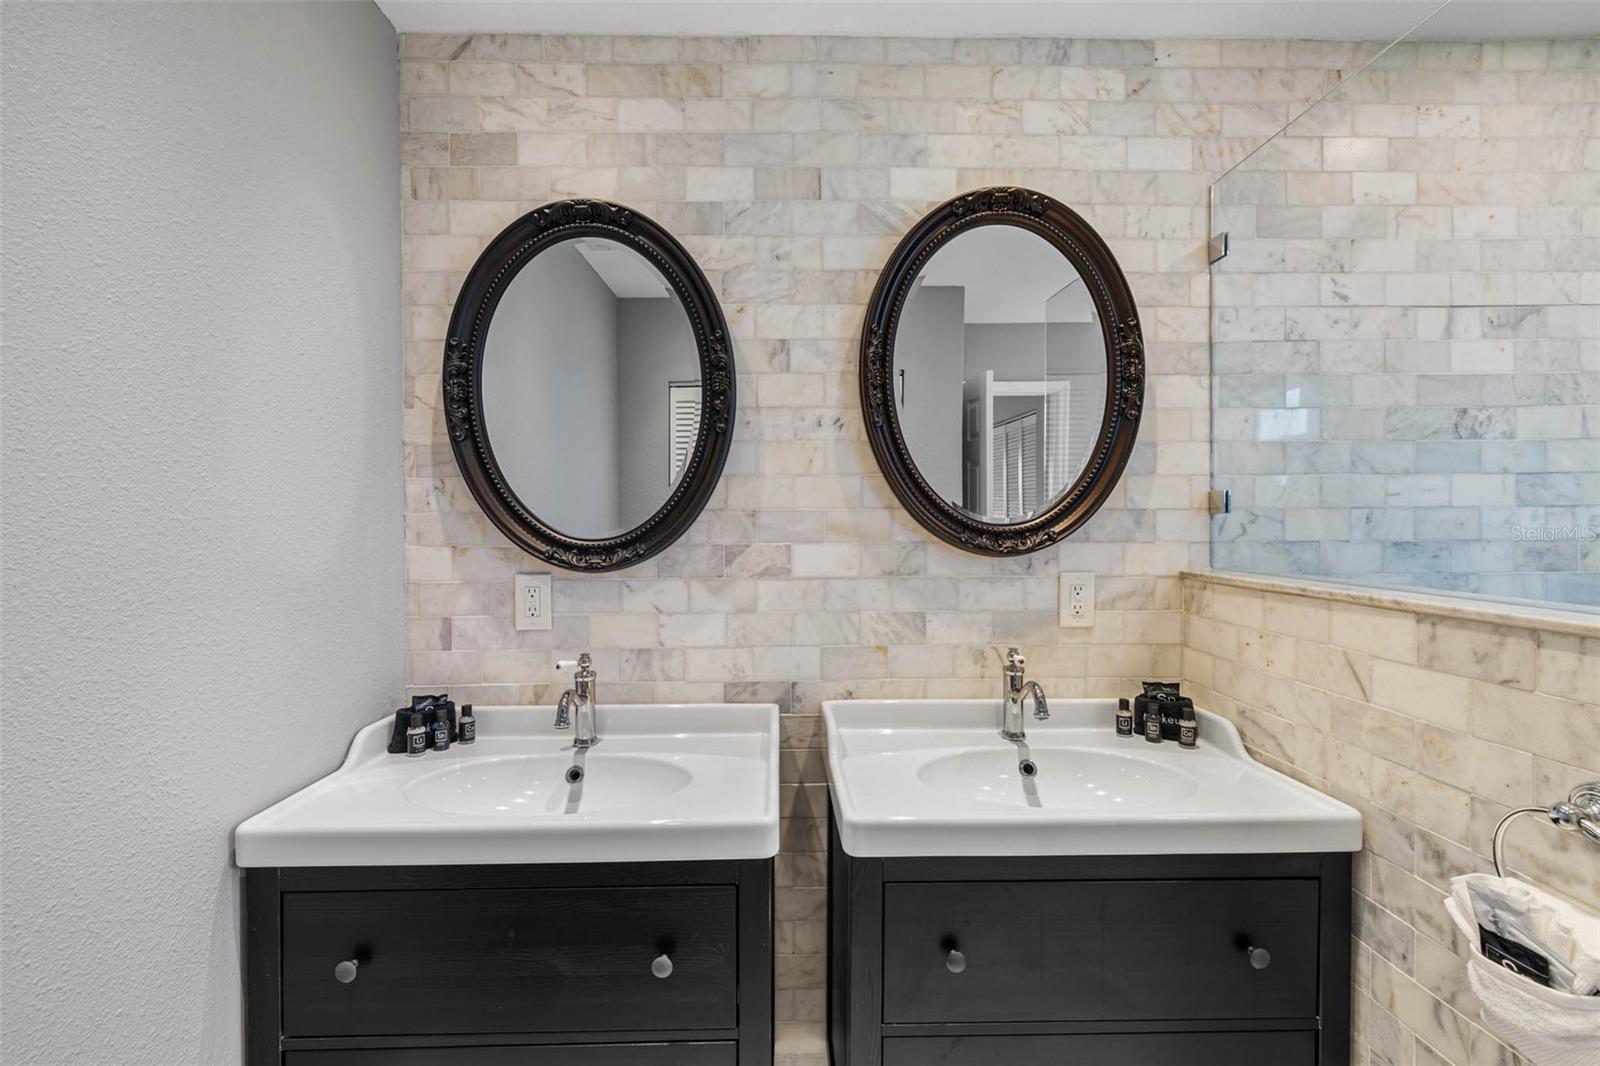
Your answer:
1179;703;1198;748
406;713;428;756
458;704;476;744
1116;698;1133;737
432;712;451;752
1144;703;1163;743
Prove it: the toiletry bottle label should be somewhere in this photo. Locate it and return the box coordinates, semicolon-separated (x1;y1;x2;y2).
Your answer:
460;717;476;743
407;729;427;755
433;721;449;751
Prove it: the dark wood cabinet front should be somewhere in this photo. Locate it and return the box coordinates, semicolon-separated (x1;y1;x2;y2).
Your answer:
829;815;1351;1066
881;1030;1317;1065
282;885;737;1036
246;860;772;1066
882;878;1318;1024
285;1042;738;1065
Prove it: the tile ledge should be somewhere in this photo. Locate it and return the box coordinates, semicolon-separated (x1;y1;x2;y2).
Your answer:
1179;569;1600;639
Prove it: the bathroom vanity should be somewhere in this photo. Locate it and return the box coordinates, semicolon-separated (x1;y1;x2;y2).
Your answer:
236;704;780;1066
824;699;1362;1066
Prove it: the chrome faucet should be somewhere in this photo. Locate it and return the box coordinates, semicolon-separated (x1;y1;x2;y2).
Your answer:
554;652;599;748
1000;647;1049;741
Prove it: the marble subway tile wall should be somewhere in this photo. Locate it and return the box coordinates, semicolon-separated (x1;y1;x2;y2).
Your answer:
399;33;1375;1060
1183;570;1600;1066
1211;38;1600;608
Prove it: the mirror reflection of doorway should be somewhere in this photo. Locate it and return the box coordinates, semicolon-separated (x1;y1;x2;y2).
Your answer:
967;372;1069;518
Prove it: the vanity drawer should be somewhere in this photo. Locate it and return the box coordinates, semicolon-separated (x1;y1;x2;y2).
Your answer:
882;879;1319;1024
281;886;737;1036
284;1043;737;1065
882;1030;1316;1065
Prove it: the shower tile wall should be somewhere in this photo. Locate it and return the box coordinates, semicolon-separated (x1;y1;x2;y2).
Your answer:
1211;38;1600;608
397;33;1376;1058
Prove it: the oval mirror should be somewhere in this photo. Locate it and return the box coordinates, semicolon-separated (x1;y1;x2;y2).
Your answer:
444;200;733;571
861;187;1144;555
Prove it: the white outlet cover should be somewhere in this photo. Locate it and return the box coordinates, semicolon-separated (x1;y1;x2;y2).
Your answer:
1059;571;1094;628
514;573;552;631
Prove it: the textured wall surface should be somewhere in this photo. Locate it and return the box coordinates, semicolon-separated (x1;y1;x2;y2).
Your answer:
0;3;403;1062
1211;37;1600;607
396;32;1379;1059
1183;570;1599;1066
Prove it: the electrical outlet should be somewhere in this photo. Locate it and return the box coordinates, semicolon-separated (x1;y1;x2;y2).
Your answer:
1059;572;1094;628
513;573;552;631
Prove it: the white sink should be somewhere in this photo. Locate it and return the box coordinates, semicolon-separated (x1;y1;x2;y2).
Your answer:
824;699;1362;858
404;753;693;816
236;704;778;867
916;747;1200;810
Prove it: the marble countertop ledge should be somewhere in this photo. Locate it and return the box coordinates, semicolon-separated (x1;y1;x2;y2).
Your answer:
1181;569;1600;639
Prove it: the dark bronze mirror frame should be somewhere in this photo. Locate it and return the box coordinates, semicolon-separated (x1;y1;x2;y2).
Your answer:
443;199;734;572
859;187;1145;556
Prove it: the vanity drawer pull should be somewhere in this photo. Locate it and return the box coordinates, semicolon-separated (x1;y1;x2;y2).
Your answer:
333;959;359;984
652;954;674;979
1245;945;1272;970
944;948;967;974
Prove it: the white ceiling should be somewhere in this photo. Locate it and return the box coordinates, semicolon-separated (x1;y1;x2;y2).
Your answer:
375;1;1600;41
917;227;1094;325
572;239;671;299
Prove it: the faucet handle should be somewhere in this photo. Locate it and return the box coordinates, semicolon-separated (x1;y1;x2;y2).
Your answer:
557;653;595;679
1004;647;1025;671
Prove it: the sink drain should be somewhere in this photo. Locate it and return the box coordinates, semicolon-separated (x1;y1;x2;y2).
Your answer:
565;765;584;785
1018;759;1038;778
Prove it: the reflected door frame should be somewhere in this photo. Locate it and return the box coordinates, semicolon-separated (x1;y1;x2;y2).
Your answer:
981;370;1070;519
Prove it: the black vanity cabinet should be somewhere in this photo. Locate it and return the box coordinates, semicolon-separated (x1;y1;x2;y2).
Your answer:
246;859;772;1066
829;818;1350;1065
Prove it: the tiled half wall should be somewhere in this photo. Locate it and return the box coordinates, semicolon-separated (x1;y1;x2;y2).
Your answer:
1183;569;1599;1066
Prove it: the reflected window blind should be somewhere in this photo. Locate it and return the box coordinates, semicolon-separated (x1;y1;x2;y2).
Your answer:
992;411;1039;519
668;382;701;484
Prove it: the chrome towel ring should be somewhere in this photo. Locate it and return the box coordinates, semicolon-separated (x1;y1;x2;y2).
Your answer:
1491;782;1600;877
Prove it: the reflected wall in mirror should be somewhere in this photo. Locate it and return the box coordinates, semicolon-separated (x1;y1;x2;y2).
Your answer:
445;200;733;571
862;188;1144;556
482;237;701;538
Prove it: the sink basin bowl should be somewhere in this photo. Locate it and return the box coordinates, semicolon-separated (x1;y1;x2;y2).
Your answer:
236;704;778;867
916;747;1199;810
824;699;1361;858
404;753;694;816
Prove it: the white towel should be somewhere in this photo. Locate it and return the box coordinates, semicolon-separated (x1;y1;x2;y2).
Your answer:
1451;873;1600;996
1445;875;1600;1066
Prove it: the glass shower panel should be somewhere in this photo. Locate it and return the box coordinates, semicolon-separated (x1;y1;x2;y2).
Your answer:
1209;19;1598;609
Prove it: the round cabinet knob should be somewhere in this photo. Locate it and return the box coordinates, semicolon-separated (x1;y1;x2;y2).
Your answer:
1245;946;1272;970
945;949;967;974
333;959;359;984
651;954;674;979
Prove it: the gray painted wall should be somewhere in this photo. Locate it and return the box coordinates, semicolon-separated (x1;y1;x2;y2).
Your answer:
1047;321;1109;489
616;297;699;529
895;284;966;505
482;241;621;536
0;4;403;1062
